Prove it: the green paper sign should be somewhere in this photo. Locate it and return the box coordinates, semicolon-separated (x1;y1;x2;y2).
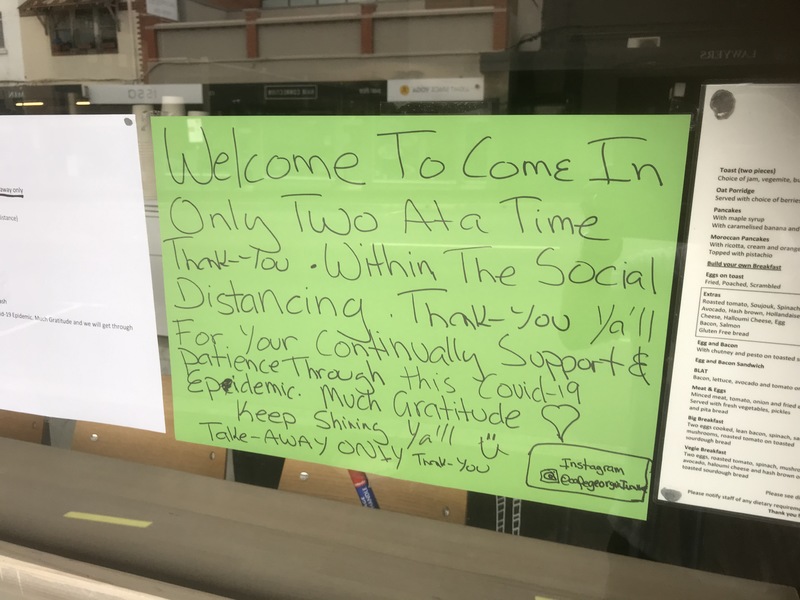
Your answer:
152;115;690;519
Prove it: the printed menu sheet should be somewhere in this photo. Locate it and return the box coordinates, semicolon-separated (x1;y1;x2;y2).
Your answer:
659;84;800;522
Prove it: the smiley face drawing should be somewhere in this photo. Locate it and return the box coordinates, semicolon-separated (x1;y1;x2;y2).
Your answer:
478;433;509;460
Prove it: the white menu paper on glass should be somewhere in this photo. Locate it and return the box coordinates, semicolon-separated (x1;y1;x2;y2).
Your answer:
659;84;800;523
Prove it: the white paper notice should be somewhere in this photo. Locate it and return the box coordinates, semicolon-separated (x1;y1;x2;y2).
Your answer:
0;115;165;432
659;84;800;523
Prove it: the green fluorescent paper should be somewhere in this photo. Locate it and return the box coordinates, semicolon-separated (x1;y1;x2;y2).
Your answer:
152;115;690;520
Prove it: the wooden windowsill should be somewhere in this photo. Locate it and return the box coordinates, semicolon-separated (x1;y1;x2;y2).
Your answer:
0;437;796;600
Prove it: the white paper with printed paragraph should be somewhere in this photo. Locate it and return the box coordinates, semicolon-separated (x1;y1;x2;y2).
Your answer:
0;115;165;432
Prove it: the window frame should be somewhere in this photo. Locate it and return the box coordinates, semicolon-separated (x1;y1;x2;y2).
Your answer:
48;6;118;56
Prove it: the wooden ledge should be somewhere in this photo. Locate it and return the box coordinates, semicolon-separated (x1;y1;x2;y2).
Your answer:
0;438;796;600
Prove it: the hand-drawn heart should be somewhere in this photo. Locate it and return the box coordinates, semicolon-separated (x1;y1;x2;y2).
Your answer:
541;404;580;443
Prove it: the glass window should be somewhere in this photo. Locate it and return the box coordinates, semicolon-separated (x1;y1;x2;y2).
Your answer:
1;1;800;598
